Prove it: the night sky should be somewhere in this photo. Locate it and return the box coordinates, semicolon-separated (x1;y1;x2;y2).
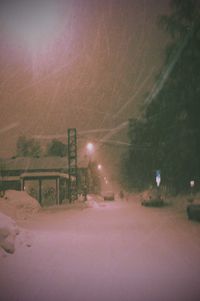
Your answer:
0;0;169;160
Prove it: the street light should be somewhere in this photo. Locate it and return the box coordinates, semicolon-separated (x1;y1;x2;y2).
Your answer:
86;142;94;156
104;176;109;185
97;164;102;171
86;142;95;194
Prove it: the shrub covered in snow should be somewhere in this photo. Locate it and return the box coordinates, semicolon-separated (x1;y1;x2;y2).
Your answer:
0;212;19;254
0;190;41;221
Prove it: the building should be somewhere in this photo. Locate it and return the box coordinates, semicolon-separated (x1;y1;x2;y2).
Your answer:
0;157;88;206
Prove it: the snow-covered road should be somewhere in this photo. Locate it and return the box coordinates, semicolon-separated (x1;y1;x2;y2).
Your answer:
0;197;200;301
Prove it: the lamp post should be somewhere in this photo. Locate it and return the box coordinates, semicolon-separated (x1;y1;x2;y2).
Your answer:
86;142;94;158
97;164;102;171
189;180;195;202
86;142;94;194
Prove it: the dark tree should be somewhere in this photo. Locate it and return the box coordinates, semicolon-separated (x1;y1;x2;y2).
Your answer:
16;136;41;157
122;0;200;193
46;139;67;157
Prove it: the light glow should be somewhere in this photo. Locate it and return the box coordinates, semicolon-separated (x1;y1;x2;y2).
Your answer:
2;1;67;75
6;2;61;49
86;142;94;154
97;164;102;170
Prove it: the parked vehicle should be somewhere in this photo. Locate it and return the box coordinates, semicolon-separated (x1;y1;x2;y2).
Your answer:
187;204;200;221
103;191;115;201
141;198;164;207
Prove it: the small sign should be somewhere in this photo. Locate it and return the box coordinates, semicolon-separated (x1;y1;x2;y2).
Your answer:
155;170;161;187
190;180;195;188
156;175;161;187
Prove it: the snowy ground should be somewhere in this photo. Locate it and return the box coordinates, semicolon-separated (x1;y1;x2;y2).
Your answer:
0;194;200;301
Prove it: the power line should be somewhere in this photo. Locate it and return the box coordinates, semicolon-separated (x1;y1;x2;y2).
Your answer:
98;28;193;146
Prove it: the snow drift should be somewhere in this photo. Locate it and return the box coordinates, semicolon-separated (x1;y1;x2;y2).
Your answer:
0;212;19;255
0;190;40;256
0;190;41;221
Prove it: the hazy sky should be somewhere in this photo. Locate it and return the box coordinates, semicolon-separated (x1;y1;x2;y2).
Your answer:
0;0;170;158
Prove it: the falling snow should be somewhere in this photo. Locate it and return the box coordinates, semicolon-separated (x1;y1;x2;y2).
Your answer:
0;0;168;163
2;2;199;300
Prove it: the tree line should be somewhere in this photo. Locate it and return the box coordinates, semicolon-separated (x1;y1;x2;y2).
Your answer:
120;0;200;194
16;136;68;157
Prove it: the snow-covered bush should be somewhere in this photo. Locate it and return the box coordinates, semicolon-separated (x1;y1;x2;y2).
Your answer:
0;212;19;254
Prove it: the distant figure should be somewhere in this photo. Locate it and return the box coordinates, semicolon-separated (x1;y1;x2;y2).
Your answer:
83;185;88;202
119;190;124;200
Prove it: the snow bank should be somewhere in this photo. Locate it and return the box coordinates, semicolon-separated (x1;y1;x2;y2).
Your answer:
0;190;41;221
0;212;19;255
0;190;41;256
86;194;106;208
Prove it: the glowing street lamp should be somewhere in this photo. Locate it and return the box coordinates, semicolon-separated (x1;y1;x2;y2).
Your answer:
86;142;94;156
97;164;102;171
86;142;95;194
104;176;109;185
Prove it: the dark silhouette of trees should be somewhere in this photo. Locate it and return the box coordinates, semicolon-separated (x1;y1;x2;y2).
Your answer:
122;0;200;193
16;135;42;157
16;136;68;158
46;139;67;157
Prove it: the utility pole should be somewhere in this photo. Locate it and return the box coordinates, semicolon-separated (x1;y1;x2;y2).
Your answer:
68;128;78;203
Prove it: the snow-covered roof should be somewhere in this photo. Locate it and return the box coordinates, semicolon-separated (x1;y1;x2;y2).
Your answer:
20;172;69;179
